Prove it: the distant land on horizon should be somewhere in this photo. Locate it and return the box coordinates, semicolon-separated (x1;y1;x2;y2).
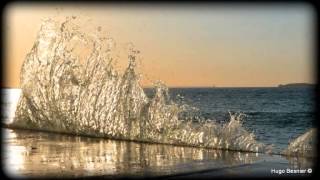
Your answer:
1;83;316;89
278;83;315;88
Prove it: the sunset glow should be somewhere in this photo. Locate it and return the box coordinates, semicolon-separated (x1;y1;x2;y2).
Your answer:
3;2;315;88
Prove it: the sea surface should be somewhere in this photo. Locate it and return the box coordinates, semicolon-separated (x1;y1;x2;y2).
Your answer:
146;87;315;152
1;87;316;178
2;87;316;153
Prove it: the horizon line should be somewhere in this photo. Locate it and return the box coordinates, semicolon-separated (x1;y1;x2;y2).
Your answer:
2;84;315;89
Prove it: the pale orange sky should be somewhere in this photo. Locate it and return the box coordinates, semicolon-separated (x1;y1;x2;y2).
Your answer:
3;2;316;88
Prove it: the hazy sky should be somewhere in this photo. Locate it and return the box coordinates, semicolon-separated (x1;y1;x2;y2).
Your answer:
3;2;315;87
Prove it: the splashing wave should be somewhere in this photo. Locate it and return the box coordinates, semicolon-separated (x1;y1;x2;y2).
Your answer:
10;17;315;155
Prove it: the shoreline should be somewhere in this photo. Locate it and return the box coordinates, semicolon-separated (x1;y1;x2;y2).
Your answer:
3;124;315;159
3;124;270;155
3;127;314;178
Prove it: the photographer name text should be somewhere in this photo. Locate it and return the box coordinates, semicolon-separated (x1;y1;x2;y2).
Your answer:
271;168;312;175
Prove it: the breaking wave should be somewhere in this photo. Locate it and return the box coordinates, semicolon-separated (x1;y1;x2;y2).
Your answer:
10;17;315;155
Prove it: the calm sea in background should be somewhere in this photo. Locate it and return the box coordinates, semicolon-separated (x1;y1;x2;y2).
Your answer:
146;87;315;153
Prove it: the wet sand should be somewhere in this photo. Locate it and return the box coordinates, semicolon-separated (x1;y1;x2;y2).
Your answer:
2;128;314;178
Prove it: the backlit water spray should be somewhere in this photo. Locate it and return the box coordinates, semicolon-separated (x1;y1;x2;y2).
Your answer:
9;17;315;156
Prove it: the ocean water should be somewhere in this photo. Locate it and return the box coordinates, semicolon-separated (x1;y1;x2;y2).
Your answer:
1;17;316;177
1;88;315;177
2;86;315;154
1;128;265;178
145;87;316;152
1;88;21;124
9;18;316;155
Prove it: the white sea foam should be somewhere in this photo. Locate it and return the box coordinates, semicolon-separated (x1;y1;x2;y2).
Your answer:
283;128;316;157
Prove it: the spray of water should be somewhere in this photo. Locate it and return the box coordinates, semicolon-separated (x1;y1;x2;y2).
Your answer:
283;128;317;157
10;17;315;155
